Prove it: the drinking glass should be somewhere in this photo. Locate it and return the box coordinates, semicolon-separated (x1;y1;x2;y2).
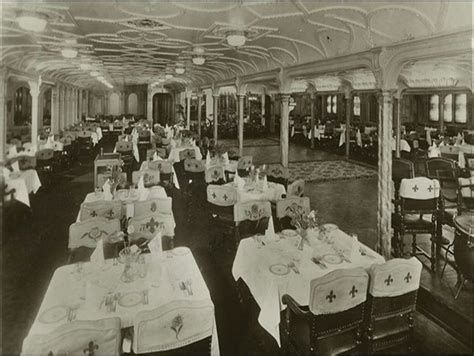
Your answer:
137;255;147;278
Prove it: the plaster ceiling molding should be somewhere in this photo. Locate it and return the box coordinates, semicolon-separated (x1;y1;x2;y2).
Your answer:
289;79;310;93
399;61;464;88
218;85;237;95
340;69;377;90
313;76;342;92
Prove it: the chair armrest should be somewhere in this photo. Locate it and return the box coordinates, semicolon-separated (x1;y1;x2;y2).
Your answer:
282;294;310;318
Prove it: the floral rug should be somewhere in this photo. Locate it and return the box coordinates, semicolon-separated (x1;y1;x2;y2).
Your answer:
288;160;377;182
220;137;279;148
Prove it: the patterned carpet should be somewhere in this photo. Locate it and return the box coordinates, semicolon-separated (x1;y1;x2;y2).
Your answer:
220;137;279;148
288;160;377;182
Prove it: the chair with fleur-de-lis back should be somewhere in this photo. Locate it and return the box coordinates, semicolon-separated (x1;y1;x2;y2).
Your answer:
440;145;460;161
134;197;173;217
17;155;37;171
364;257;422;353
132;299;214;355
282;268;369;356
68;217;121;262
21;317;122;356
287;179;305;198
237;155;253;177
265;164;289;189
396;177;440;270
179;148;196;161
132;169;160;188
275;196;311;231
128;213;175;250
207;185;237;250
79;200;122;222
234;200;272;247
185;159;206;184
205;166;225;185
76;131;94;159
117;134;129;142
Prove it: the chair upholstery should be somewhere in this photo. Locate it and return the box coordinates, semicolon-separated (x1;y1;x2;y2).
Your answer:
79;200;122;221
115;141;133;153
275;196;311;231
17;155;37;170
440;145;460;161
365;258;422;353
128;213;175;246
237;155;253;177
425;157;457;180
179;148;196;161
133;197;173;217
287;179;305;197
265;164;289;189
68;217;121;249
133;299;213;355
132;170;160;188
458;177;474;211
207;185;237;250
22;318;122;356
282;268;369;356
234;200;271;244
205;166;225;184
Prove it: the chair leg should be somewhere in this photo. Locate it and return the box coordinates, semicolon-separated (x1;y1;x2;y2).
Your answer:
440;241;454;277
454;278;466;299
430;233;437;271
411;234;417;257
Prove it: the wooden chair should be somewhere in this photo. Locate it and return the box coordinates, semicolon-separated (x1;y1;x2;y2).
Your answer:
275;196;311;231
282;268;369;355
265;164;289;189
132;169;160;188
36;148;55;184
365;258;422;353
179;148;196;161
287;179;305;197
79;200;122;221
205;166;225;185
207;185;237;250
237;155;253;177
396;177;440;270
128;213;175;249
184;159;206;220
133;197;173;217
17;155;37;170
22;318;122;356
132;300;214;355
233;200;271;247
76;130;94;159
116;141;134;177
440;145;460;161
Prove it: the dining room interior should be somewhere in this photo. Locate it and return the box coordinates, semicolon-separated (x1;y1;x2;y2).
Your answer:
1;1;473;355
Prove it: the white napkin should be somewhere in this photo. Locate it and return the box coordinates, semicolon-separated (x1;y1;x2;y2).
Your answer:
262;175;268;191
90;239;105;267
2;167;11;179
206;151;211;166
148;232;163;258
7;145;18;159
137;176;147;201
153;152;159;161
264;216;277;241
222;152;229;165
103;180;113;201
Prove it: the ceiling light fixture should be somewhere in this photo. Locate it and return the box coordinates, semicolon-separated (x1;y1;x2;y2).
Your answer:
17;13;47;32
90;71;100;77
226;31;246;47
192;56;205;65
61;48;78;59
80;63;92;70
175;67;185;75
165;74;173;79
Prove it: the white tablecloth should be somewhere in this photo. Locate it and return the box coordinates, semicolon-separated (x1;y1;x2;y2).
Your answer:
223;179;286;203
232;229;384;345
4;169;42;207
25;252;220;355
140;160;180;190
168;146;202;163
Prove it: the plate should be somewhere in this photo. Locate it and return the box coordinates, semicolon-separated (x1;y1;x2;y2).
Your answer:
322;223;339;231
269;264;290;275
172;247;190;256
118;292;143;307
281;229;298;237
322;254;343;264
38;306;69;324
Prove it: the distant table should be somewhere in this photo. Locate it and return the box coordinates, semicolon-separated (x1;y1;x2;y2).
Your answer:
4;169;42;207
94;153;122;189
223;178;286;203
168;146;202;163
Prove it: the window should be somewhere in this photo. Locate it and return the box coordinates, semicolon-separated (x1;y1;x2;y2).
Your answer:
443;94;453;123
455;94;467;123
353;96;360;116
429;95;439;121
326;95;337;114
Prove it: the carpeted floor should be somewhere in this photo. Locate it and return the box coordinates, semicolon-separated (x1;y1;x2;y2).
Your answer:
219;137;279;148
289;159;377;182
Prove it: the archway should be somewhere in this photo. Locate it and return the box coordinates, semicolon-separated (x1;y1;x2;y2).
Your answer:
109;93;120;115
152;93;173;125
14;86;31;126
127;93;138;115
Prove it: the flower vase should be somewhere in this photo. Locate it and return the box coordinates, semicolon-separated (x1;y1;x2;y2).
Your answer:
297;229;307;250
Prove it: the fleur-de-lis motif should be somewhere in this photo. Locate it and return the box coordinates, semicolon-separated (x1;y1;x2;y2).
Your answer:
385;274;394;286
145;217;161;233
211;192;217;199
427;185;433;193
106;209;114;218
83;341;99;356
349;285;358;298
90;210;98;217
223;194;228;201
412;185;419;192
404;272;412;283
171;315;184;340
326;290;336;303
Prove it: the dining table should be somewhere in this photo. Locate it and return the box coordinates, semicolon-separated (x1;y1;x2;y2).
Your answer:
24;249;220;355
232;226;384;346
223;177;286;203
3;169;42;207
139;160;180;189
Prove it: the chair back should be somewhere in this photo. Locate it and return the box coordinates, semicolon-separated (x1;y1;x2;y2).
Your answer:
368;257;422;298
184;159;205;173
275;196;310;219
148;160;173;174
287;179;305;197
128;213;175;240
36;148;54;161
117;134;129;142
265;164;289;188
440;145;460;161
68;217;121;249
79;200;122;221
134;197;172;217
399;177;440;212
10;138;22;148
309;268;369;315
392;158;414;184
458;177;474;210
425;157;456;179
147;186;168;199
233;200;271;223
17;155;37;170
77;130;92;138
63;131;76;141
132;170;160;187
205;166;225;184
179;148;196;161
22;318;122;356
115;141;132;153
133;300;213;355
207;185;236;207
237;155;253;172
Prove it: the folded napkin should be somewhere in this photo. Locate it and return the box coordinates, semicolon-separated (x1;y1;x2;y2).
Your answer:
262;175;268;191
264;216;277;242
148;232;163;258
153;152;159;161
90;239;105;267
137;176;147;201
206;151;211;166
11;161;20;173
222;152;229;165
102;180;113;201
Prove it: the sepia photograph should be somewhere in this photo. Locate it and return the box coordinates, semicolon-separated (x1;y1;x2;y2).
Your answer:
1;0;473;355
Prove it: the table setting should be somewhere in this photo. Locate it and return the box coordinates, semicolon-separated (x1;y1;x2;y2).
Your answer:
167;138;202;163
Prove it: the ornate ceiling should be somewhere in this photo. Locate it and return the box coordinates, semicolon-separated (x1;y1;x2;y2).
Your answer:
1;1;471;91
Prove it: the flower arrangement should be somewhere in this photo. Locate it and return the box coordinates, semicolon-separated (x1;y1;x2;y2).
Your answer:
286;206;321;249
106;161;125;192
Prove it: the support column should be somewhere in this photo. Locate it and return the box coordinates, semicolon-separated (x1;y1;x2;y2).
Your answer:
78;89;83;122
71;88;75;125
238;94;245;156
225;94;229;119
309;91;316;149
51;85;60;134
59;85;64;131
186;92;191;130
394;93;402;158
345;91;353;158
261;93;266;126
439;93;446;135
84;90;89;117
270;94;276;134
29;80;41;147
280;94;291;168
377;90;395;260
147;86;153;121
0;69;7;159
213;93;219;142
197;93;203;137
